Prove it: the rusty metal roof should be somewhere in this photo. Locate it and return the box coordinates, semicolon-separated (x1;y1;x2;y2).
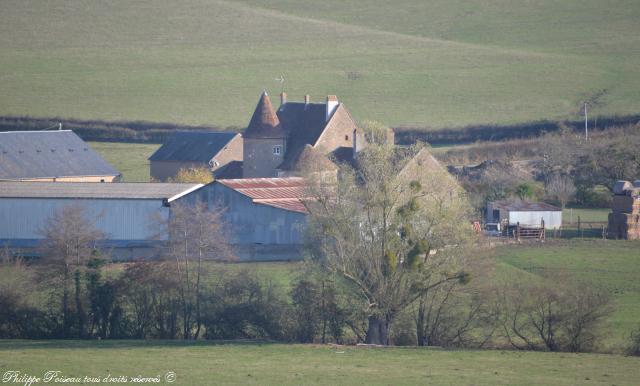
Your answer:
216;177;308;214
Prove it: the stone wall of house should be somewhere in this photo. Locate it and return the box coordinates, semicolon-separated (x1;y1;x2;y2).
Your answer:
243;137;286;178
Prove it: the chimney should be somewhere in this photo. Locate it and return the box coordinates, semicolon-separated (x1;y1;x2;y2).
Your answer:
326;95;338;122
304;94;310;105
352;129;359;160
280;92;287;106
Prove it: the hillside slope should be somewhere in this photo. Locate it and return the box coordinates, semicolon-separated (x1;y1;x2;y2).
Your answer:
0;0;638;128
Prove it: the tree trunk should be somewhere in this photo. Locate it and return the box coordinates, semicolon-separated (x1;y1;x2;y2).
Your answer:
416;300;426;346
365;315;389;345
63;264;70;338
75;269;85;338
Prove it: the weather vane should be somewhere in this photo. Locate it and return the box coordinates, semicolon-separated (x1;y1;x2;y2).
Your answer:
275;75;285;93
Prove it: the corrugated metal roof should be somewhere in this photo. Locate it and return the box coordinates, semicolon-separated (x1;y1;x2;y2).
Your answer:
217;177;307;213
0;130;121;180
148;131;239;162
0;181;202;200
492;200;561;212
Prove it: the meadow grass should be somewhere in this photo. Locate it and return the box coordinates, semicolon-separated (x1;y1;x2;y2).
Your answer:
0;1;639;129
495;240;640;350
87;142;159;182
0;340;638;386
562;208;610;224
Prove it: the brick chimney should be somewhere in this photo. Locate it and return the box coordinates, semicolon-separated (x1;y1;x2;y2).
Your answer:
326;95;338;122
304;94;310;104
280;92;287;106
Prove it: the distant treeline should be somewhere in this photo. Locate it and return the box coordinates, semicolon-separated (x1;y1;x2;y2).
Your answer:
1;113;639;145
0;116;241;143
394;114;640;145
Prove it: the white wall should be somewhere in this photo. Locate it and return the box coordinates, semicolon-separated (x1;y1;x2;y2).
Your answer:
508;210;562;229
0;198;169;241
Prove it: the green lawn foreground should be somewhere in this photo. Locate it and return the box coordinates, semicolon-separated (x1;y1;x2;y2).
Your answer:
495;240;640;350
88;142;160;182
0;340;638;386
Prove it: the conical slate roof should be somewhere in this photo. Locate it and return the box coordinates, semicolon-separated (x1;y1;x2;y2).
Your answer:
244;92;285;139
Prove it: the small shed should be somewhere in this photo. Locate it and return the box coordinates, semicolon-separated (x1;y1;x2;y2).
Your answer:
487;200;562;229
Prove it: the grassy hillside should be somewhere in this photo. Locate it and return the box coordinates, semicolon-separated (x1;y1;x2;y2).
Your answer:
1;340;638;385
0;1;638;128
495;240;640;350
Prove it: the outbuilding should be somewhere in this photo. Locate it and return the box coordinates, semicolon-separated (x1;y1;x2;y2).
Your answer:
486;200;562;229
0;181;202;259
180;177;307;261
0;130;121;182
149;131;243;181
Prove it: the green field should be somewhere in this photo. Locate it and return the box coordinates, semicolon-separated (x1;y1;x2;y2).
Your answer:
1;340;638;386
88;142;159;182
563;208;610;224
1;1;639;129
495;240;640;350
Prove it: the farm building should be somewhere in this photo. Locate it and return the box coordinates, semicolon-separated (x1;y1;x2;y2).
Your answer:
486;201;562;229
243;91;366;178
0;181;202;259
0;130;121;182
180;177;307;261
608;180;640;240
149;131;243;181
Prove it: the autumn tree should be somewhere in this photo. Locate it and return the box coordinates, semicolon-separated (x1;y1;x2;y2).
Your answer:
161;201;234;339
40;204;104;338
305;142;475;345
170;166;214;184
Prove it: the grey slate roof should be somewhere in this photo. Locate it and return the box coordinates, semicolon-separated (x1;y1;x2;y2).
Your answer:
149;131;239;162
492;200;561;212
0;181;202;200
277;102;327;170
0;131;120;180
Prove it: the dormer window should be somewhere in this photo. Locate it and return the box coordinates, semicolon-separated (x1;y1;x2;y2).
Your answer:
273;145;282;155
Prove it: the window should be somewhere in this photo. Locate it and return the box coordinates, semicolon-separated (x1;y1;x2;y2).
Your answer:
273;145;282;155
345;135;349;141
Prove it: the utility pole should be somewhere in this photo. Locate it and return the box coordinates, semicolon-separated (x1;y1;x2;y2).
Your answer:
584;102;588;141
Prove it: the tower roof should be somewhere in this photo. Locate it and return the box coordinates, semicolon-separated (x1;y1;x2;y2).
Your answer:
244;92;285;139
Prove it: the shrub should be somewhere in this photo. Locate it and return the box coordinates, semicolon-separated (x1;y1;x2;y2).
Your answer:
628;328;640;356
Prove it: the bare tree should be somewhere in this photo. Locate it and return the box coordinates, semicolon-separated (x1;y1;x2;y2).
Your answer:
161;201;234;339
546;174;577;209
497;274;612;352
305;142;475;345
40;204;104;338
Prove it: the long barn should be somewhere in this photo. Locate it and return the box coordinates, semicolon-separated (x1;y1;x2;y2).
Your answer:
0;181;201;259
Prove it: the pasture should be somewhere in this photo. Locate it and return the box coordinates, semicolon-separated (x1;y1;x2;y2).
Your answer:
0;340;638;386
495;240;640;350
1;1;639;129
88;142;159;182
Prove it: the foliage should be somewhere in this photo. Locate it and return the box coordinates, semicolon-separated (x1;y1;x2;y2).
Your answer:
628;327;640;356
169;166;214;184
159;201;234;339
203;269;290;340
514;181;544;201
305;142;474;344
